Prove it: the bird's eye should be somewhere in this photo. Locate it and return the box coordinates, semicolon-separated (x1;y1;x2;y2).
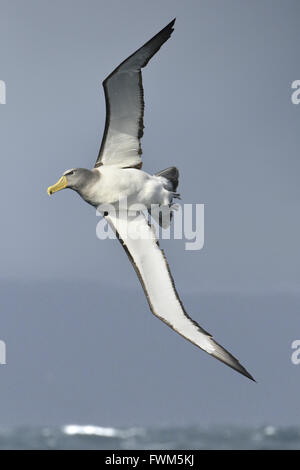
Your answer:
66;170;74;176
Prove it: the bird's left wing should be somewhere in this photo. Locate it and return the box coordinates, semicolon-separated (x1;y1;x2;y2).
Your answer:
94;19;175;170
105;210;255;381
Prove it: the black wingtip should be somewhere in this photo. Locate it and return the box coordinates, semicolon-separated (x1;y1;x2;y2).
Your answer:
159;18;176;35
167;18;176;31
209;337;256;383
248;374;257;383
234;362;256;382
242;370;256;382
157;18;176;38
226;363;256;382
230;361;256;382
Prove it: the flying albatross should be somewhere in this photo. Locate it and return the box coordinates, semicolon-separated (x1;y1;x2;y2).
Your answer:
48;19;254;381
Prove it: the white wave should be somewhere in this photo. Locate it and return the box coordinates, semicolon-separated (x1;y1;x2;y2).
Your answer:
62;424;143;439
263;425;277;436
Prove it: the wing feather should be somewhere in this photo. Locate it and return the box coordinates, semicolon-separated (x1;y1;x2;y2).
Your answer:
105;210;255;381
95;19;176;169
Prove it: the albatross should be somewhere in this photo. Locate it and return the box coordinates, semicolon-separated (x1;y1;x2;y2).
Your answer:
48;19;254;381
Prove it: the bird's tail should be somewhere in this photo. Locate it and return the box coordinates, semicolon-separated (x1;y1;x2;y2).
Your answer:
148;167;180;228
155;166;179;192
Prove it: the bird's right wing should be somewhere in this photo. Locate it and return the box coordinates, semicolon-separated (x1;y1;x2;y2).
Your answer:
94;19;176;170
105;210;255;381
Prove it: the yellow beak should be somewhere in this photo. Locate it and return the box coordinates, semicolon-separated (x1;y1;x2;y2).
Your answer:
47;175;68;195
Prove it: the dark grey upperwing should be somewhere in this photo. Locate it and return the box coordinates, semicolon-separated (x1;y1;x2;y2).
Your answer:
94;19;176;170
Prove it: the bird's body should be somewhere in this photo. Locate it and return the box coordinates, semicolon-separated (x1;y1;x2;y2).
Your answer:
48;19;255;381
77;167;173;209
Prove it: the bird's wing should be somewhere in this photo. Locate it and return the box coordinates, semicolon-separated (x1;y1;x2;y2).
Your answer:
94;19;175;170
105;210;255;381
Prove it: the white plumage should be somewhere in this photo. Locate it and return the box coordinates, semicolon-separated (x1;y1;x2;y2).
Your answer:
48;19;254;381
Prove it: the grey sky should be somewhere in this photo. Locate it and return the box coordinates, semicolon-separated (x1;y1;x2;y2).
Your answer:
0;0;300;427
